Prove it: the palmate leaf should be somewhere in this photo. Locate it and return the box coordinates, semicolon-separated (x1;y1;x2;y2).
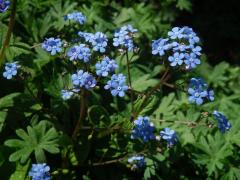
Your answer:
153;93;176;120
221;167;240;180
4;121;59;163
193;132;233;176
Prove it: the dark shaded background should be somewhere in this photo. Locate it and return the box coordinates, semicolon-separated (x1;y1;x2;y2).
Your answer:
176;0;240;65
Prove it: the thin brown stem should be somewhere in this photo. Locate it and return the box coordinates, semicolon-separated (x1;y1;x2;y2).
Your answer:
72;90;87;140
153;118;214;128
0;0;17;67
132;67;170;119
162;82;187;92
30;43;42;49
92;149;147;166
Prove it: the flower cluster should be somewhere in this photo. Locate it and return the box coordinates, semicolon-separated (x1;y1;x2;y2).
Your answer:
72;70;96;90
55;12;131;100
152;26;201;69
95;56;118;77
213;111;232;133
113;25;138;51
78;32;108;53
104;74;128;97
3;62;20;79
67;44;91;62
131;116;155;142
65;12;86;24
0;0;10;13
28;163;50;180
42;38;62;55
128;155;145;170
160;128;178;146
188;78;214;105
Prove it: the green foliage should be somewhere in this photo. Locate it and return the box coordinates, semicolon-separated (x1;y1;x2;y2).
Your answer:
1;0;240;179
4;121;59;163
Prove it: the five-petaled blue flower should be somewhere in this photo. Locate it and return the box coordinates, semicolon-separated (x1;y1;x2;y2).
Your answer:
188;78;214;105
184;53;201;69
3;62;20;79
65;12;86;24
91;32;108;53
152;38;169;56
95;56;118;77
168;27;184;39
131;116;155;142
160;128;177;146
0;0;10;12
128;155;146;170
168;52;184;66
67;44;91;62
188;88;208;105
42;37;62;55
213;111;231;133
104;74;128;97
191;45;202;56
28;163;50;180
71;70;96;90
182;26;200;44
113;25;138;51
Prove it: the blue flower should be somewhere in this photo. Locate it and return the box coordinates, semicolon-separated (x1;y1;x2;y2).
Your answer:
28;163;50;180
182;26;200;44
152;38;169;56
61;90;74;100
128;155;145;169
189;78;207;89
95;56;118;77
191;45;202;56
184;53;201;69
168;52;184;66
83;74;97;90
78;32;94;42
160;128;177;146
42;37;62;55
71;70;96;90
188;78;214;105
91;32;108;53
207;90;214;101
65;12;86;24
113;25;137;51
3;62;20;79
104;74;128;97
0;0;10;12
168;27;184;39
67;44;91;62
173;43;189;52
188;88;208;105
131;116;155;142
213;111;231;133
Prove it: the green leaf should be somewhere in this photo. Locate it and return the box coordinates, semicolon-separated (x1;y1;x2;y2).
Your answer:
153;93;176;120
132;74;158;91
9;160;30;180
193;132;233;175
221;167;240;180
5;121;59;163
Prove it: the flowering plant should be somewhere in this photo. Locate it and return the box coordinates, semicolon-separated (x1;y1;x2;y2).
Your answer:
0;1;240;179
